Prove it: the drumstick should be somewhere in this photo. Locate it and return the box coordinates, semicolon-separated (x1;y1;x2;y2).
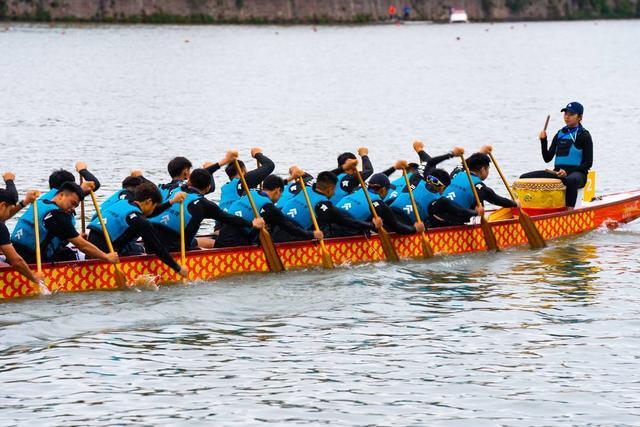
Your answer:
544;168;559;176
543;115;550;132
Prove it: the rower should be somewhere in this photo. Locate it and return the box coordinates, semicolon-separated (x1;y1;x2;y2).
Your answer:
158;157;192;200
382;142;463;204
275;166;315;209
329;147;374;204
219;148;275;212
97;174;145;216
16;161;100;223
86;182;188;278
444;153;518;212
0;175;43;285
216;175;322;248
11;182;119;264
150;168;264;251
275;170;380;240
336;173;425;235
520;102;593;208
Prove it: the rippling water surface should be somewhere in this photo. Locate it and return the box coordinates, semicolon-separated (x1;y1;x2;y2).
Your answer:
1;20;640;425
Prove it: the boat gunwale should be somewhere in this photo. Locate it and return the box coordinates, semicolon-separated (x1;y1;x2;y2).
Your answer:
1;189;639;274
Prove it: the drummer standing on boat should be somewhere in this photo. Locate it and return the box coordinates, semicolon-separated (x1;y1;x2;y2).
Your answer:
520;102;593;208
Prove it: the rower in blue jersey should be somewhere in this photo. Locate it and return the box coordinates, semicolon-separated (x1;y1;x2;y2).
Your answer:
382;141;465;204
444;152;517;213
218;147;275;213
336;173;424;235
275;167;314;209
274;170;378;241
520;102;594;208
11;182;118;264
216;175;322;248
86;182;189;279
0;172;44;286
150;168;263;252
17;161;101;228
328;147;374;205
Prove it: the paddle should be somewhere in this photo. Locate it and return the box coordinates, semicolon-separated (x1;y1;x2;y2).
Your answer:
234;159;285;273
88;190;128;287
354;169;400;262
179;200;188;283
459;155;499;251
298;176;334;269
487;151;546;249
401;168;434;258
79;175;86;235
31;197;50;294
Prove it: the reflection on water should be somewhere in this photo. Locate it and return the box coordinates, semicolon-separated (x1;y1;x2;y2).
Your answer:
1;20;640;425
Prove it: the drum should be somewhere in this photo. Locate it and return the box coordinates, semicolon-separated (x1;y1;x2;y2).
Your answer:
512;178;566;215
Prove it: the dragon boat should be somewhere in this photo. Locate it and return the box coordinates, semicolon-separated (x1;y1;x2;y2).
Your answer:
1;189;639;301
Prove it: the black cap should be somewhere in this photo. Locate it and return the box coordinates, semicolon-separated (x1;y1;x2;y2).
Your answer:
367;173;396;189
561;102;584;115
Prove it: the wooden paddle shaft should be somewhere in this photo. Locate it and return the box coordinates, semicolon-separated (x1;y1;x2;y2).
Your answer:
234;159;260;218
32;198;42;274
354;170;381;221
179;201;186;268
89;190;116;253
79;174;86;234
459;155;483;209
543;114;550;131
298;178;322;233
487;153;516;201
402;169;423;223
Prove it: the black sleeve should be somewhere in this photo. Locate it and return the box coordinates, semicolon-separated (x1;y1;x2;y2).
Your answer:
374;201;416;235
430;197;477;222
575;131;593;174
201;198;252;228
79;169;101;193
4;180;19;204
541;134;558;163
262;204;314;239
477;183;517;208
381;166;395;177
360;155;374;180
128;213;181;272
426;153;453;170
417;149;431;163
204;163;221;175
245;153;275;188
43;211;80;240
0;222;10;245
316;201;375;231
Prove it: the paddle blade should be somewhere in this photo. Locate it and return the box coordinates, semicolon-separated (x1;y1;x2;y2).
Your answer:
320;248;335;269
419;233;434;258
480;217;500;252
114;266;129;287
378;229;400;262
259;229;285;273
519;210;546;249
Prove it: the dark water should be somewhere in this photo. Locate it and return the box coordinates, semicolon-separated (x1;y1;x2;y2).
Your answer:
1;20;640;425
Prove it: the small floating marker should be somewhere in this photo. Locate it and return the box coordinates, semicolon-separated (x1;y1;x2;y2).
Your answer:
312;26;317;32
275;31;279;35
456;36;461;40
184;39;190;43
510;25;514;29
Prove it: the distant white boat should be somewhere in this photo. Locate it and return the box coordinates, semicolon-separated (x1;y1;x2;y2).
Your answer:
449;8;469;23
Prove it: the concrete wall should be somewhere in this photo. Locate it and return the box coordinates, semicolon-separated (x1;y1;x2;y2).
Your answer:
2;0;639;23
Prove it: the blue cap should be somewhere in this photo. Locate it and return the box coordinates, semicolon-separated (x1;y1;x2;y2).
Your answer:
561;102;584;115
368;173;396;189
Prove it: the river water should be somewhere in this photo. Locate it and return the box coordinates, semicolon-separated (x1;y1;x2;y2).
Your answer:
1;20;640;425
